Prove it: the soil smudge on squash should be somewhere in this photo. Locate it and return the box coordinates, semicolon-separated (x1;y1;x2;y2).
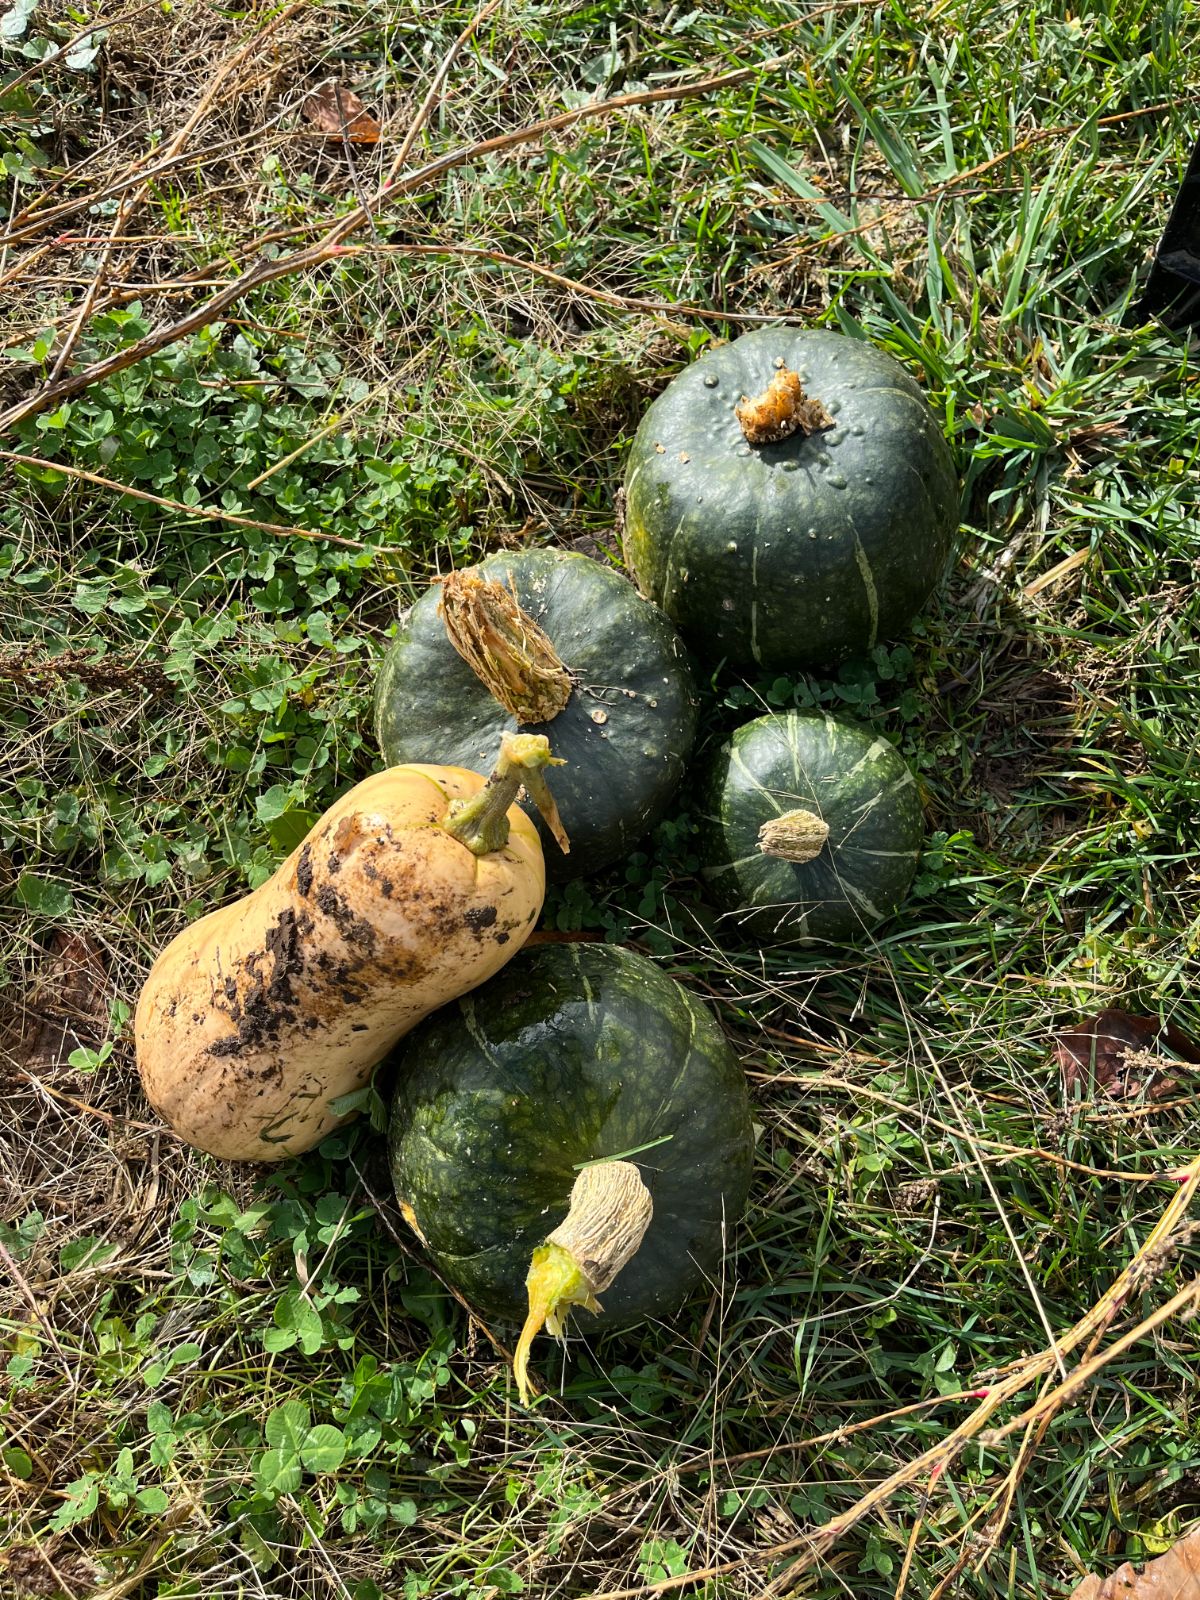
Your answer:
206;907;313;1061
314;883;378;951
463;904;498;933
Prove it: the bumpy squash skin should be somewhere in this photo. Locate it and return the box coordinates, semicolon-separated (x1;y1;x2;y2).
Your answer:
135;765;544;1162
695;711;923;944
387;944;754;1328
623;328;960;673
373;549;698;879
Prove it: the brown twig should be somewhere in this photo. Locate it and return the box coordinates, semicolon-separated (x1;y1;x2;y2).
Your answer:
0;450;365;548
980;1275;1200;1450
963;1388;1057;1584
892;1463;941;1600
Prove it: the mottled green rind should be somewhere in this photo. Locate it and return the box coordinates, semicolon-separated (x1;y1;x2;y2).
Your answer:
373;549;698;881
623;328;960;673
386;944;754;1329
695;711;923;944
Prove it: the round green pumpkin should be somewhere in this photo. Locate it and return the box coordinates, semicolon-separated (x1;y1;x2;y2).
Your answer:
622;328;959;673
374;549;698;880
386;943;754;1330
695;711;923;944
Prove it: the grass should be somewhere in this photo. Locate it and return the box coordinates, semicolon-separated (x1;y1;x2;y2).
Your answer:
2;0;1200;1595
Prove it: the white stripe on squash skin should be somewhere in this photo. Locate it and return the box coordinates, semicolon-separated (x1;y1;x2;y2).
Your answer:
134;755;548;1163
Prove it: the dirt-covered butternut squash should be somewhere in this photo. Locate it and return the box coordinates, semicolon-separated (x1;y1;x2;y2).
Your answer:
135;735;566;1162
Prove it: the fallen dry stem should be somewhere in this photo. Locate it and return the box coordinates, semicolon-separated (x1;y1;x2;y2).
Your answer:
5;239;788;350
980;1274;1200;1451
13;1065;175;1137
0;450;365;549
669;1388;997;1476
892;1467;937;1600
750;1067;1176;1185
334;242;788;330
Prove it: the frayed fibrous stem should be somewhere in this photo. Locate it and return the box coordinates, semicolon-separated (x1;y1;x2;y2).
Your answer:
735;368;833;445
439;573;573;726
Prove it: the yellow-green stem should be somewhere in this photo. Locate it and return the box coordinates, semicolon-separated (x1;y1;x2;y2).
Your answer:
514;1242;598;1404
513;1159;652;1404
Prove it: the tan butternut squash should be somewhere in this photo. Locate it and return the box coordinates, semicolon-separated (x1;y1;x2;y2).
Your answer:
135;734;567;1162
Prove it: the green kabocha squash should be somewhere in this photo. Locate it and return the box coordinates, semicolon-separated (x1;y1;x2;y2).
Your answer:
387;943;754;1401
623;328;959;673
695;711;923;944
374;549;698;880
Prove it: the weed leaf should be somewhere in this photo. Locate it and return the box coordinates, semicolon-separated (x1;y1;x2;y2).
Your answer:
255;1449;303;1496
264;1399;310;1453
301;1424;347;1474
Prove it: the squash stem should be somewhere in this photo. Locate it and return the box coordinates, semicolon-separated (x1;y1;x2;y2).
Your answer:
514;1243;595;1403
736;367;834;446
440;571;574;725
443;732;570;858
758;808;830;864
513;1159;653;1405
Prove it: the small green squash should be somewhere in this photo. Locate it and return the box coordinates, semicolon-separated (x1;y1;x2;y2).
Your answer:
374;549;698;880
695;711;923;944
387;943;754;1401
622;328;959;672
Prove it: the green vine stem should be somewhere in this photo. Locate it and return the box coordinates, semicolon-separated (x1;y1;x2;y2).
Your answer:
443;732;570;857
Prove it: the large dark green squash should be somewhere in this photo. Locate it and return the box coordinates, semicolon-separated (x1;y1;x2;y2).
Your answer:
387;943;754;1398
374;549;698;880
623;328;959;673
695;711;923;944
